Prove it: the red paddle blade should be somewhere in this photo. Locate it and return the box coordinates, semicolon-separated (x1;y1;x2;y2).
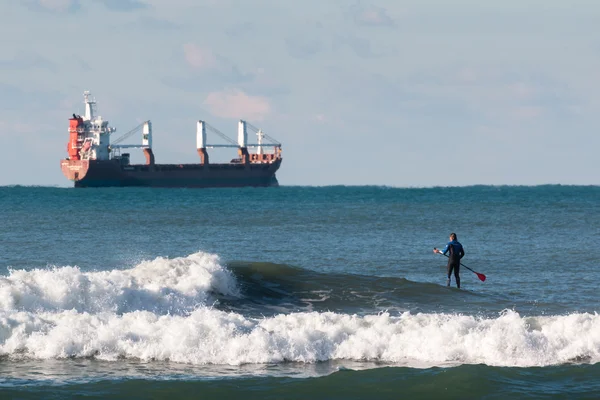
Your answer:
476;272;486;282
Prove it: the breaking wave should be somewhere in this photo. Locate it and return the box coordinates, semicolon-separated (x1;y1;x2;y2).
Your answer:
0;309;598;367
0;252;239;314
0;252;598;368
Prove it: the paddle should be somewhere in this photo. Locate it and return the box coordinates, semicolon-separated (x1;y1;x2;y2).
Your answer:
434;249;487;282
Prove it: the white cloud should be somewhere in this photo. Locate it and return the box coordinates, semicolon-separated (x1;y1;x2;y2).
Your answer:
183;43;218;69
355;6;395;27
203;89;271;121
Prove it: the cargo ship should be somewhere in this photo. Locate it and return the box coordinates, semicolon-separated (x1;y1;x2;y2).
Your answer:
60;91;282;188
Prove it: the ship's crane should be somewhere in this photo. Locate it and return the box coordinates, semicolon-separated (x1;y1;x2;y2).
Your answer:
197;120;281;149
110;121;151;148
195;120;281;165
108;120;153;164
246;122;281;147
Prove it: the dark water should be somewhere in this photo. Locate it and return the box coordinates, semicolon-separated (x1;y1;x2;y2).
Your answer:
4;364;600;400
0;185;599;398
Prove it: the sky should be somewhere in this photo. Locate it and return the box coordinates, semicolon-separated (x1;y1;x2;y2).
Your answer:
0;0;599;187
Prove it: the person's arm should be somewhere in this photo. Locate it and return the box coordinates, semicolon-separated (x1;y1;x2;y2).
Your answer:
442;242;450;255
433;243;450;255
460;246;465;259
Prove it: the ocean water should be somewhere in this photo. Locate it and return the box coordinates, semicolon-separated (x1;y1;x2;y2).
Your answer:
0;185;599;399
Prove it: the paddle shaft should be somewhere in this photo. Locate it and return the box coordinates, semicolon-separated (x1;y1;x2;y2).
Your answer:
441;254;476;273
437;251;486;282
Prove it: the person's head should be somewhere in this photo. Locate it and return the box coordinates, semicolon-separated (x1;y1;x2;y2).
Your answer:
449;233;457;241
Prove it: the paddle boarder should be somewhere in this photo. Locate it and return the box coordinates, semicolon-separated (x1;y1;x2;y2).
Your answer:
433;233;465;288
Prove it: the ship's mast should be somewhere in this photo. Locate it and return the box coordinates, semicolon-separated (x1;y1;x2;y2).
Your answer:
83;90;96;121
257;129;264;155
238;120;247;147
196;120;209;165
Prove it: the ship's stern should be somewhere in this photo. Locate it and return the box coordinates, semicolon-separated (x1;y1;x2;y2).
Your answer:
60;159;89;183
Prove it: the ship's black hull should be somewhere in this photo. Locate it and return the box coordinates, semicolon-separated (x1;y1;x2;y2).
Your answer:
61;159;281;188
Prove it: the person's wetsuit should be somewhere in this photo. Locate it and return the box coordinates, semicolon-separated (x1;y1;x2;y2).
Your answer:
442;240;465;288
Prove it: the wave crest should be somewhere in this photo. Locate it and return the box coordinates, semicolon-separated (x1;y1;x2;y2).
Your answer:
0;252;239;314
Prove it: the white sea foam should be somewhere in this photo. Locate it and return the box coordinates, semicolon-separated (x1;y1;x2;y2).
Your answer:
0;309;598;368
0;252;239;314
1;253;598;368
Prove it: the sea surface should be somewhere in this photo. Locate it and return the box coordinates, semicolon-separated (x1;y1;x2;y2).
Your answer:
0;185;599;399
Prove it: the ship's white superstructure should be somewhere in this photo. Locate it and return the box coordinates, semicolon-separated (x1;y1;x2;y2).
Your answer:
78;91;116;161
